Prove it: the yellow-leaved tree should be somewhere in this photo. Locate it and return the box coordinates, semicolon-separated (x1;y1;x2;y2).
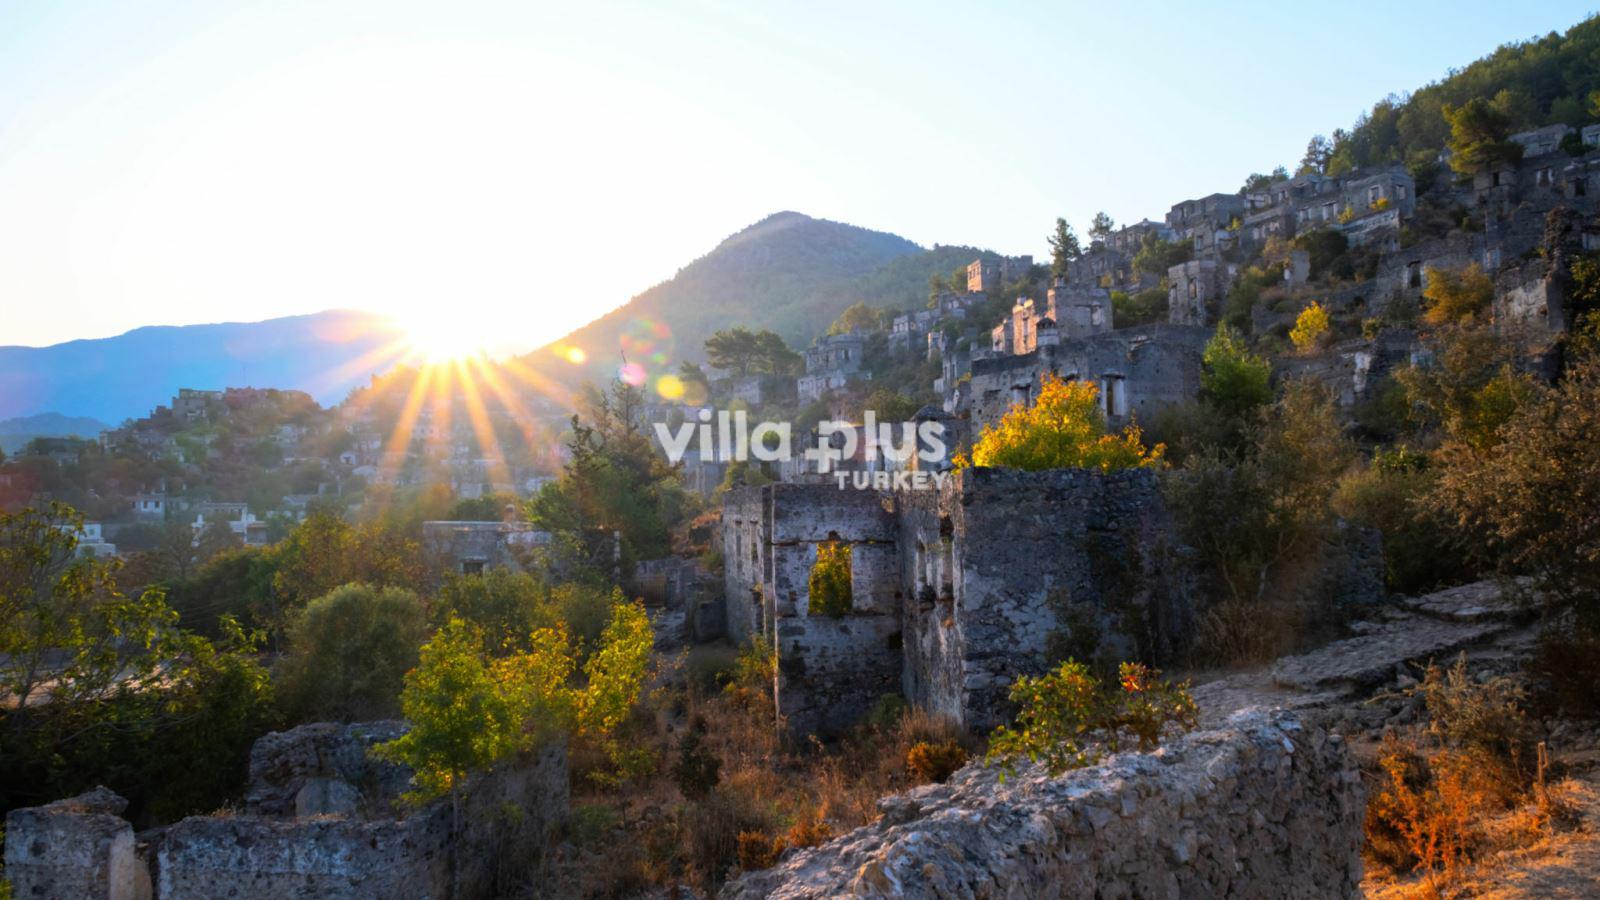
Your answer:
959;374;1162;471
1290;301;1331;352
375;594;653;804
1422;263;1494;326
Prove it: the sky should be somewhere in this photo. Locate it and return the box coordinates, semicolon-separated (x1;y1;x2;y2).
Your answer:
2;0;1596;354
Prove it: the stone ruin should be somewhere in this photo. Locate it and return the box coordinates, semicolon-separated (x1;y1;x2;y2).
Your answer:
4;721;568;900
723;467;1199;737
967;323;1211;433
722;709;1364;898
722;465;1385;740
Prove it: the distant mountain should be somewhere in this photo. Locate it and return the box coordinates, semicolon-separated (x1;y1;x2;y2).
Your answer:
0;412;112;454
521;211;927;384
0;310;408;424
5;213;1013;422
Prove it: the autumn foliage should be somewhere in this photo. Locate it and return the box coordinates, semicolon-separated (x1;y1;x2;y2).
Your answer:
961;374;1163;472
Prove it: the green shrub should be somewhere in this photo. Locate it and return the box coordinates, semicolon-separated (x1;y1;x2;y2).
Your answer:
671;723;723;799
1199;325;1272;418
985;660;1196;777
567;803;620;846
1332;448;1463;595
1113;288;1168;327
274;583;431;723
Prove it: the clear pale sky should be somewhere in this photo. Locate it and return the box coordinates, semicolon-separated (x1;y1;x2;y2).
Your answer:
2;1;1595;352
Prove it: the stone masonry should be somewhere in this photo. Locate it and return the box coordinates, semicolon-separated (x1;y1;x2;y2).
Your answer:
723;467;1197;737
3;787;152;900
4;722;569;900
721;709;1364;899
968;324;1210;432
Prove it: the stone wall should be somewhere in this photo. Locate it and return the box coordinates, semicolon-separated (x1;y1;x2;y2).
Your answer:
3;787;151;900
918;467;1195;732
967;324;1209;432
4;726;568;900
775;615;903;737
245;719;410;818
721;710;1364;899
158;740;566;899
721;468;1197;738
724;483;904;737
721;486;769;644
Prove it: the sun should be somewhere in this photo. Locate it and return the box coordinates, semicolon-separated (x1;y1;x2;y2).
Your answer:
398;310;491;363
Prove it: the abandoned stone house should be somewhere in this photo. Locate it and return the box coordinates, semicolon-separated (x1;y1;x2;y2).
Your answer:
721;469;1196;737
931;336;973;413
1243;204;1295;243
1236;167;1414;251
709;372;793;408
965;255;1035;293
1276;328;1422;408
1489;205;1600;351
1166;192;1247;243
1101;218;1171;256
1066;244;1138;291
968;324;1210;432
797;332;867;402
422;518;550;576
890;290;978;354
1511;122;1575;158
1166;258;1236;327
989;279;1114;356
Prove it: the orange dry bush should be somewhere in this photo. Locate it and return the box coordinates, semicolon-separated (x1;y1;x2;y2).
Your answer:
906;740;969;784
1368;736;1501;879
780;808;834;851
735;830;779;871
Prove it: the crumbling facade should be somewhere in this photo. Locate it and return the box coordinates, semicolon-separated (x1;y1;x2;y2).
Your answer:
1166;258;1235;326
968;324;1210;432
722;468;1196;737
422;518;549;575
966;255;1034;293
798;332;867;402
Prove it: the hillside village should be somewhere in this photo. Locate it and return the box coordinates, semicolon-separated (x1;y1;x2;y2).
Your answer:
8;16;1600;900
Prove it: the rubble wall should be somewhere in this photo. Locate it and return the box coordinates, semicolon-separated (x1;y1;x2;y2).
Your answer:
3;788;151;900
968;325;1208;431
723;483;906;737
937;467;1196;732
721;486;768;643
722;710;1364;899
155;815;451;899
775;615;903;737
158;740;567;899
5;729;567;900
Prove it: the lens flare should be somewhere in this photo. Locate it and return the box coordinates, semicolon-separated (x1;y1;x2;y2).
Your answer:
618;362;647;386
655;373;685;400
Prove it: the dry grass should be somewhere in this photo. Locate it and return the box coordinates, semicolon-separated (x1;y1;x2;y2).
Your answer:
1191;595;1298;666
1361;656;1588;899
542;643;975;897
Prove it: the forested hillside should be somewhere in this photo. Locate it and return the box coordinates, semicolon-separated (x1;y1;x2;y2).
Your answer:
1319;15;1600;174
